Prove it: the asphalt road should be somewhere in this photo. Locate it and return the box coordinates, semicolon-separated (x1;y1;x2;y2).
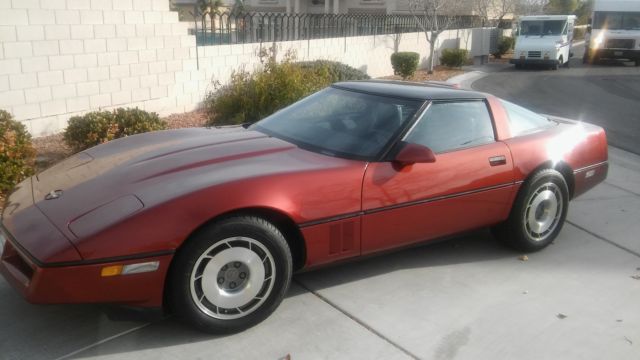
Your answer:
472;44;640;155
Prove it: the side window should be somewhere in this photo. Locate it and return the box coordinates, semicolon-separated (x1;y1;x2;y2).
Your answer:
404;101;495;153
499;99;555;136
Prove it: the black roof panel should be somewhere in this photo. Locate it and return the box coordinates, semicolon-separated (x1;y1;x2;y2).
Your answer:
332;80;487;101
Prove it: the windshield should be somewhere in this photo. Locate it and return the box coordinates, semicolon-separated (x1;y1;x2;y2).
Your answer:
252;87;422;160
520;20;566;36
593;11;640;30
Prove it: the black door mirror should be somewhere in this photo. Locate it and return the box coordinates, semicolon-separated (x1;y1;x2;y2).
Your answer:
393;142;436;166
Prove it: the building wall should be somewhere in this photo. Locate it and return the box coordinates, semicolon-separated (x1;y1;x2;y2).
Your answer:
0;0;491;137
0;0;193;136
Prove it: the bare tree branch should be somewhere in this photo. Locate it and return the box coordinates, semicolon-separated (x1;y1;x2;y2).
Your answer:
408;0;464;73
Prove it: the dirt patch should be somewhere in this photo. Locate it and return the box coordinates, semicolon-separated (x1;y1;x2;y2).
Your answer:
379;65;465;82
489;51;514;64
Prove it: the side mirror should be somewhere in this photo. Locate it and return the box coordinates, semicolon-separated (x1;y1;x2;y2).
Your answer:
393;142;436;166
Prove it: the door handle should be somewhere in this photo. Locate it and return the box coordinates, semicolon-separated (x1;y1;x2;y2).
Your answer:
489;155;507;166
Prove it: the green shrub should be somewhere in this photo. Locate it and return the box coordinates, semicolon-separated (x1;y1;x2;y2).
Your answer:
440;48;469;68
205;50;369;126
297;60;370;82
491;36;515;59
64;108;167;152
390;52;419;79
0;110;35;194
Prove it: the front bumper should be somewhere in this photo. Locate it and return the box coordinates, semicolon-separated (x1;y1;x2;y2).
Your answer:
510;58;559;66
591;49;640;61
0;225;171;307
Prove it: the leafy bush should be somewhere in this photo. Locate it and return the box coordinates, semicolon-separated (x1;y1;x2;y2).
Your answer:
390;52;419;79
205;50;369;126
0;110;35;194
440;48;469;68
297;60;370;82
491;36;515;59
64;108;167;152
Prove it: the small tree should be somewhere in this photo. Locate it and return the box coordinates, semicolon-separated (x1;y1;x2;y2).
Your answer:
516;0;548;15
408;0;463;74
546;0;578;14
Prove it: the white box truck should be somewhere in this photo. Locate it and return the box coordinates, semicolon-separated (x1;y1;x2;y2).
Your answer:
587;0;640;65
510;15;577;70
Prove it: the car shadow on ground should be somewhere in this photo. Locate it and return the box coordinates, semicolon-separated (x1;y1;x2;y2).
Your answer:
0;230;520;359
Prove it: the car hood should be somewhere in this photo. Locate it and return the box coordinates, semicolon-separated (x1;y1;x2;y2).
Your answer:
32;127;342;239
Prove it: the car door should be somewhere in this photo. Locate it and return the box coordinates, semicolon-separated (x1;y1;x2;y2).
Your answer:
361;100;516;254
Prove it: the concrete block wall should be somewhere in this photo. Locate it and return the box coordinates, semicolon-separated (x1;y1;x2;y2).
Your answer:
1;0;491;137
0;0;191;136
192;27;482;97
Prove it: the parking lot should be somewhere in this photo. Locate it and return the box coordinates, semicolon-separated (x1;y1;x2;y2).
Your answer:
2;54;640;360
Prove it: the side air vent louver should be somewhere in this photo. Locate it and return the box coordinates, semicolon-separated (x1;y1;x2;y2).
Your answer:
329;221;355;255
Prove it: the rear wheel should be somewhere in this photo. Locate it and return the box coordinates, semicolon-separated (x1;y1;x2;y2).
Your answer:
169;216;292;333
494;169;569;252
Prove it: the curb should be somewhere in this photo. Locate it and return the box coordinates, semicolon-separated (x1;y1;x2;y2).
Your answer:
446;70;491;89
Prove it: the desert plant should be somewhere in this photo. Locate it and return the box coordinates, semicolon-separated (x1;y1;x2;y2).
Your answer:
114;108;166;137
64;108;167;152
297;60;370;82
440;48;469;68
491;36;515;59
205;50;369;126
390;52;420;79
0;110;35;194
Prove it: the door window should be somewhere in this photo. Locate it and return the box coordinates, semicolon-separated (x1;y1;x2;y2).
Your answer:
404;101;495;153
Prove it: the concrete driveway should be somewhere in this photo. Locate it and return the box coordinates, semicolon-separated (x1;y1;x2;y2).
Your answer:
2;62;640;360
2;149;639;360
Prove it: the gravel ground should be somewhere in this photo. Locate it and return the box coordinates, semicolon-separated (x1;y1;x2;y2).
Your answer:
380;66;464;81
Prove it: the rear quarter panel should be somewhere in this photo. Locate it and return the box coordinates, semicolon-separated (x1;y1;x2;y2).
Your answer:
503;118;608;197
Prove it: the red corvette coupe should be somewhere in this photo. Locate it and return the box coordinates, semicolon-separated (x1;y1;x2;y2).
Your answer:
1;81;608;333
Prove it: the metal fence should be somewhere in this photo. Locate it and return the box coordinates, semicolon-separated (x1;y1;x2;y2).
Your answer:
190;11;494;46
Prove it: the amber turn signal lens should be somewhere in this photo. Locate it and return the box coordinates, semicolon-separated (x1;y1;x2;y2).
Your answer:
101;265;123;277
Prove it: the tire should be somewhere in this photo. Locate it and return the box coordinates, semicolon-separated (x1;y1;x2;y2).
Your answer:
494;169;569;252
169;216;292;333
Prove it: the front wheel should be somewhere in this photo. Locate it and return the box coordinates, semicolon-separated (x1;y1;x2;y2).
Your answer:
169;216;292;333
494;169;569;252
